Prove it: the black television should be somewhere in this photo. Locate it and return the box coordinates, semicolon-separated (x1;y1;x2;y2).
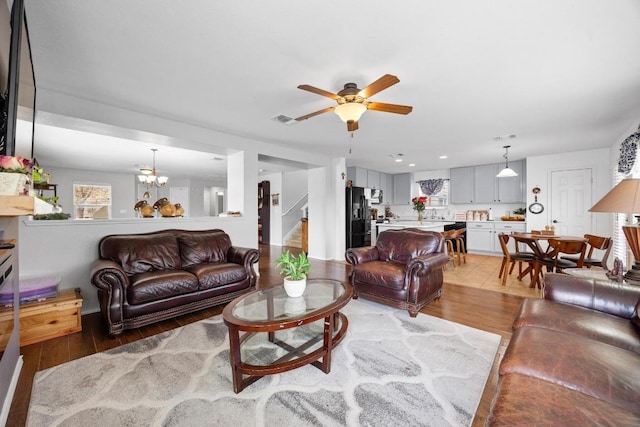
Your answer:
1;0;35;157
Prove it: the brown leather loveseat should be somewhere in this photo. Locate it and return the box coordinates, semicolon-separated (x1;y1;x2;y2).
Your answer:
487;273;640;425
90;229;259;335
345;228;449;317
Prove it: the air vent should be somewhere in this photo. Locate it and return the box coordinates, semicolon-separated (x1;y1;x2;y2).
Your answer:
272;114;297;125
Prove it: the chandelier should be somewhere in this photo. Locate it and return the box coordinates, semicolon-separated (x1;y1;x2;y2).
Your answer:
137;148;168;191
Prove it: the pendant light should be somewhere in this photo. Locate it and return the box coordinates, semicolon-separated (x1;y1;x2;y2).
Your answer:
496;145;518;178
137;148;168;189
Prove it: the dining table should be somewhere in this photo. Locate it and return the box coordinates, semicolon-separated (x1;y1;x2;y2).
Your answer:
511;233;588;289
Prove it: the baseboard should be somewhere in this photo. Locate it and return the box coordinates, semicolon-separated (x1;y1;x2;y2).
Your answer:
0;355;23;427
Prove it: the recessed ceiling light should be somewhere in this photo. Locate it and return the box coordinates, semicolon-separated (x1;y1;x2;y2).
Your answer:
408;163;416;167
439;155;448;159
395;159;403;163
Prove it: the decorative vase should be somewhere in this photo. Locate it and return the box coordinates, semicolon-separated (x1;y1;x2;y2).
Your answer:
0;172;29;195
283;277;306;297
283;296;306;315
418;211;423;224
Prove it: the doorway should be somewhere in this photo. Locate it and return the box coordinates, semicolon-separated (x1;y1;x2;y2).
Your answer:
550;168;593;236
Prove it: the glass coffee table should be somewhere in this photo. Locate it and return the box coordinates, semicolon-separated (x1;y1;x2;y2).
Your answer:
222;278;353;393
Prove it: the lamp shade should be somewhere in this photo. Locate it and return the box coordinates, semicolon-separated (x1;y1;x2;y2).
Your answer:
334;103;367;123
589;179;640;213
496;167;518;178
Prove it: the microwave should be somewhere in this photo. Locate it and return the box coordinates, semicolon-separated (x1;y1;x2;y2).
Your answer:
369;189;383;204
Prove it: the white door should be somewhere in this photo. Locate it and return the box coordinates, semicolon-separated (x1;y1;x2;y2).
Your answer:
170;187;190;216
550;169;592;236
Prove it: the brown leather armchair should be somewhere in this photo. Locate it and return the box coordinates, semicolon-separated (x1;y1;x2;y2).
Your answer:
345;228;449;317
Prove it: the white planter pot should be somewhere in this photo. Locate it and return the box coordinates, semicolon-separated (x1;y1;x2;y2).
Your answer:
0;172;29;195
283;277;306;297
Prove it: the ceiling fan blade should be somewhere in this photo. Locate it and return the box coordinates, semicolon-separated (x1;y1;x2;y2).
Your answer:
295;106;335;121
367;102;413;115
359;74;400;98
297;84;340;100
347;121;359;132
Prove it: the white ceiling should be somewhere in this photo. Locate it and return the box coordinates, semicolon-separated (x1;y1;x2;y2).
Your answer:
19;0;640;178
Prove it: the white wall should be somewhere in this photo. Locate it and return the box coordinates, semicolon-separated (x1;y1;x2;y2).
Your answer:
19;217;257;314
526;148;611;236
43;166;136;218
42;166;222;219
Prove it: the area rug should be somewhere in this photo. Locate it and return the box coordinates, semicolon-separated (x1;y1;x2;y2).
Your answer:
27;299;501;427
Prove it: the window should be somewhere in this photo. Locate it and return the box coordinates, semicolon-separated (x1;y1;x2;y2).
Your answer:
73;184;111;219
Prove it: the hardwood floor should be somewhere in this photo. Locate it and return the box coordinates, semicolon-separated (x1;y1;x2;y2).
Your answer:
6;246;530;426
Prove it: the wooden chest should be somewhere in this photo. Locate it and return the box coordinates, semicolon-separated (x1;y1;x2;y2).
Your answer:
0;288;82;350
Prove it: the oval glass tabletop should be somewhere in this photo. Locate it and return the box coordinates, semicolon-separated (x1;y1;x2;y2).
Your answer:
230;278;347;322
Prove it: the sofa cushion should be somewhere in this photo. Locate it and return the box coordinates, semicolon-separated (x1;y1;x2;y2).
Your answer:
352;261;406;291
513;298;640;354
487;373;640;426
188;263;248;290
100;232;181;275
128;270;199;305
500;326;640;415
634;298;640;330
375;229;442;263
178;230;231;268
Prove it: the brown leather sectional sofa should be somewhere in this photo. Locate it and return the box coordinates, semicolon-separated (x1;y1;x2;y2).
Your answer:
90;229;259;335
487;273;640;425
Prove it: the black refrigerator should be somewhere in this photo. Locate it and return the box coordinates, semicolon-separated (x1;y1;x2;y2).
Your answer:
346;186;371;249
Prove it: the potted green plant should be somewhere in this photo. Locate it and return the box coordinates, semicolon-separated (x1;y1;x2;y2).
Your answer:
276;250;310;297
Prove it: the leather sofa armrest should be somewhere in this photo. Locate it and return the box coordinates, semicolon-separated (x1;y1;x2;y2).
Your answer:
90;259;130;331
227;246;260;282
407;252;450;276
543;272;640;318
345;247;380;265
90;259;130;292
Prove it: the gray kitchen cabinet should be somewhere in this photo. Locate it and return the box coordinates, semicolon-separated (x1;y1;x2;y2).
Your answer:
347;166;368;187
367;170;381;189
393;173;412;205
497;159;525;203
449;167;474;203
450;160;526;204
379;173;391;204
466;222;494;252
474;164;497;203
467;221;527;253
385;173;394;204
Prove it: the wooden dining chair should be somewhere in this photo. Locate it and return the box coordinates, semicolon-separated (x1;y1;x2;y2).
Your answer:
561;234;612;270
538;238;587;273
497;233;536;286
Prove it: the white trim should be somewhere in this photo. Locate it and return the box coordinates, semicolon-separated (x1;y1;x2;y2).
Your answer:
0;356;22;427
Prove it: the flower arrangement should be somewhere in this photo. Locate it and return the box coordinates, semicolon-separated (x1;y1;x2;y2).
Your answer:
411;196;428;213
0;155;32;174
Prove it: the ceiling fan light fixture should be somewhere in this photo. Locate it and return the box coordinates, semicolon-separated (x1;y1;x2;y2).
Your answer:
334;102;367;123
496;145;518;178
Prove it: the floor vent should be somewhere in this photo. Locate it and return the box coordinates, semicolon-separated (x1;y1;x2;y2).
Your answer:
272;114;297;125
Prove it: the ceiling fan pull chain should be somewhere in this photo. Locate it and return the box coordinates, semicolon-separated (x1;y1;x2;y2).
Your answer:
349;132;353;154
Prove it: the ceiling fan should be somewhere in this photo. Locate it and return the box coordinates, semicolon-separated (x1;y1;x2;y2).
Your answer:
294;74;413;131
